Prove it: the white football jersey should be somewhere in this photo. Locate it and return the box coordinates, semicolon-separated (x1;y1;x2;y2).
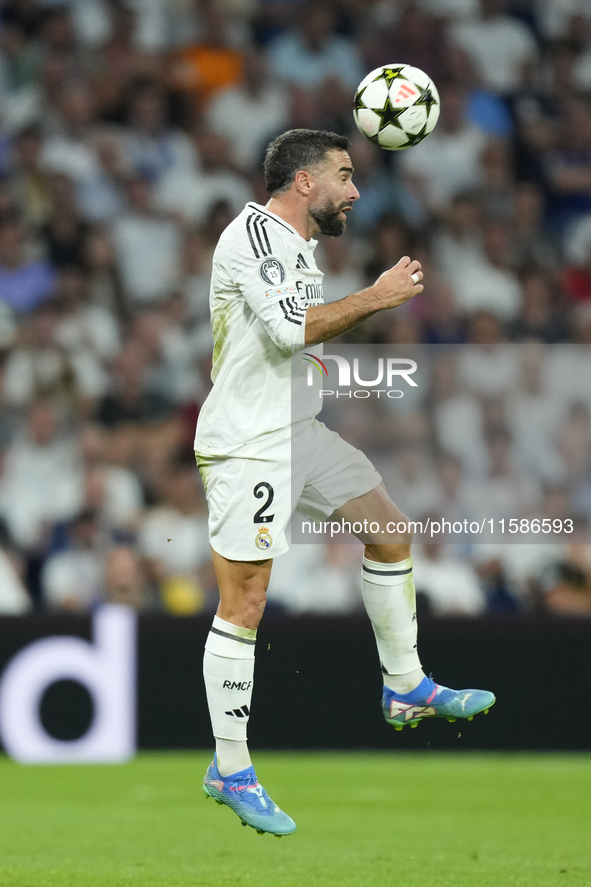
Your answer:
194;202;325;457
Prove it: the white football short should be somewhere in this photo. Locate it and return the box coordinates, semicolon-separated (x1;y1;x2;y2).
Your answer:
196;419;381;560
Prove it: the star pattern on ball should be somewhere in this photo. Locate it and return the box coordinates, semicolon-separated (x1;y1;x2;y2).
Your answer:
376;66;406;88
400;126;428;148
353;90;368;112
376;96;406;130
415;85;438;116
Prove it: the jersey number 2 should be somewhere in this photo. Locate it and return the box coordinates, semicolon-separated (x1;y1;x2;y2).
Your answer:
253;482;275;524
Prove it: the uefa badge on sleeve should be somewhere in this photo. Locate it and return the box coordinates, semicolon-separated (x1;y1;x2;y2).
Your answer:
255;527;273;550
259;258;286;286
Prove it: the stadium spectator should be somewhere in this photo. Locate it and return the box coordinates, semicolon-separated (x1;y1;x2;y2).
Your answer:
346;135;424;234
83;227;127;318
0;220;56;313
450;220;522;319
167;2;243;111
464;425;541;525
317;236;364;306
266;541;362;614
8;125;53;228
122;78;196;182
442;43;514;138
41;174;89;267
40;83;104;186
0;399;82;552
139;458;213;613
510;182;561;272
91;3;162;118
112;175;182;304
178;230;212;325
79;429;144;537
450;0;538;94
543;98;591;237
0;16;41;132
94;339;172;429
103;545;150;610
54;264;121;366
0;533;31;614
41;507;104;612
432;353;488;475
422;278;465;344
2;301;106;408
563;239;591;303
542;532;591;615
510;269;568;343
412;542;487;616
75;133;127;224
432;191;485;281
267;3;364;91
155;129;252;226
205;47;288;172
364;5;446;85
399;82;488;213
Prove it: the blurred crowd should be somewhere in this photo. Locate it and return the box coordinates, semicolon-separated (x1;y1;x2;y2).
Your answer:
0;0;591;618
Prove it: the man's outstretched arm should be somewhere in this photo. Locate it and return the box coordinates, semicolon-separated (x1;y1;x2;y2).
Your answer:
304;256;423;345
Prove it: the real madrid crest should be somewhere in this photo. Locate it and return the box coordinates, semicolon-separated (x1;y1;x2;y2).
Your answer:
255;526;273;550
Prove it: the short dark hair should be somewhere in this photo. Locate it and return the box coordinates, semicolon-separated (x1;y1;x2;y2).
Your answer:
264;129;350;196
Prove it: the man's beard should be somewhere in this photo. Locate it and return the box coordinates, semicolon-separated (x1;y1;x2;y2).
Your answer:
309;198;350;237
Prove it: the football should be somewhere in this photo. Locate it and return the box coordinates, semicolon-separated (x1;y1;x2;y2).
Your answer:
353;64;440;150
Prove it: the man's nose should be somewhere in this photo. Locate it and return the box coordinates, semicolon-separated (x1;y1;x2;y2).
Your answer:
348;183;360;201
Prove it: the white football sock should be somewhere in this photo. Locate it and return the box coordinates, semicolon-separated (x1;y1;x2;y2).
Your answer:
215;738;251;776
361;556;425;694
203;615;256;776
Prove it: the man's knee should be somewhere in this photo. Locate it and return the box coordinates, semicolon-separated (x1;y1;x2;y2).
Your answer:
383;511;414;547
218;583;267;628
242;582;268;616
403;514;414;545
213;552;271;628
365;542;412;564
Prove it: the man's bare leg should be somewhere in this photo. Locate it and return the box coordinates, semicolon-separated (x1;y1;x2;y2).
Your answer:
212;551;272;628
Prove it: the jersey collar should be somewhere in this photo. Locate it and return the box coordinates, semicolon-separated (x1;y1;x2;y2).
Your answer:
245;202;317;249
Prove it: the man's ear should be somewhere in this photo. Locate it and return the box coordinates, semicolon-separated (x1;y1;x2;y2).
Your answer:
294;169;313;196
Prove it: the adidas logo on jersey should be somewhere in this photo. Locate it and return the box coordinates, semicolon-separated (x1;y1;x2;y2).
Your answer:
295;253;309;270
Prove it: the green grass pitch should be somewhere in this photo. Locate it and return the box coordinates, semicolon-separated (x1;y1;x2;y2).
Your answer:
0;752;589;887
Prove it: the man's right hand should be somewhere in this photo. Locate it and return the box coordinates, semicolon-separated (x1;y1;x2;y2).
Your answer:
304;256;424;345
371;256;423;310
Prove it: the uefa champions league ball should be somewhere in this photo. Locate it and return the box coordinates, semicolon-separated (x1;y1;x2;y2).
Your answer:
353;64;440;150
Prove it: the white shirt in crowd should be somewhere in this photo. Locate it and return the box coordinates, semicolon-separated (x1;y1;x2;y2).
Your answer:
449;262;522;320
205;84;288;172
140;508;210;577
0;549;31;614
451;14;538;93
42;548;103;610
154;167;253;227
112;213;181;303
266;543;360;614
412;547;486;616
0;436;82;549
399;124;486;211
